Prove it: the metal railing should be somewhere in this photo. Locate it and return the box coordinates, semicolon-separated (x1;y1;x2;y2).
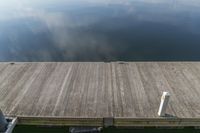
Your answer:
0;109;17;133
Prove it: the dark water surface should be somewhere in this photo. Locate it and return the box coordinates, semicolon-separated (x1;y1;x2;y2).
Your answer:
13;126;200;133
1;0;200;61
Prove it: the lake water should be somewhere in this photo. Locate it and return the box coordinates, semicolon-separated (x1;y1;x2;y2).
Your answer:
1;0;200;61
2;1;200;132
13;126;200;133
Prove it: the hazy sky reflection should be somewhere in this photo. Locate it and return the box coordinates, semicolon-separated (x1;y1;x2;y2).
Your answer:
1;0;200;61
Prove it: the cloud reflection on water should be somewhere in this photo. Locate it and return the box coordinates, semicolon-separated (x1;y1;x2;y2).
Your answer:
1;0;200;61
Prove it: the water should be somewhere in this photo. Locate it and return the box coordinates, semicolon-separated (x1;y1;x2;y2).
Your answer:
13;126;200;133
1;0;200;61
2;1;200;132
